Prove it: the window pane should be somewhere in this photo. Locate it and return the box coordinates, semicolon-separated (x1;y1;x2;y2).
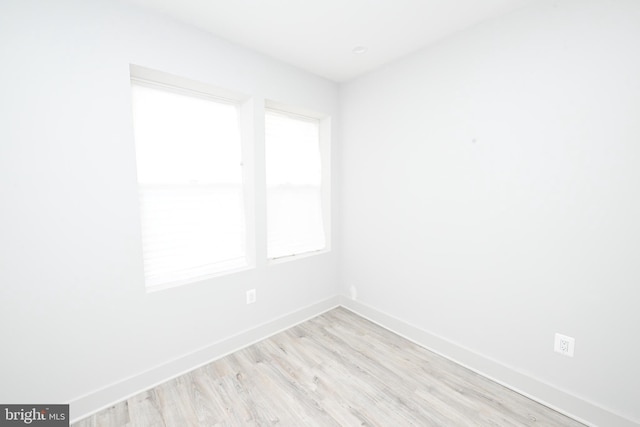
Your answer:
265;110;325;259
131;82;246;288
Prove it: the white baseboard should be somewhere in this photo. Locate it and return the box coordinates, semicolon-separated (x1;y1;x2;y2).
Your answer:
69;296;340;424
70;294;636;427
339;296;638;427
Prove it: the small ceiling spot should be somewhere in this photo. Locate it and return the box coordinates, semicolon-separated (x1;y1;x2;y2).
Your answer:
352;46;368;55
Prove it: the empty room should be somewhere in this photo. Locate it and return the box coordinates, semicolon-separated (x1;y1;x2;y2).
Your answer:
1;0;638;426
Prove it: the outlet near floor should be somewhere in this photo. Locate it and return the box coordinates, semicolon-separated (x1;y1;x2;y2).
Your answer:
246;289;256;304
554;333;575;357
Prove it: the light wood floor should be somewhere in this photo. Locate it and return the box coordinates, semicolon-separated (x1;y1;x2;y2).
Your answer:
74;307;586;426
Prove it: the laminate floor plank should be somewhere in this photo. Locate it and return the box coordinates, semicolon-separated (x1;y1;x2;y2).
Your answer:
72;401;130;427
126;390;165;427
74;308;586;427
183;370;223;426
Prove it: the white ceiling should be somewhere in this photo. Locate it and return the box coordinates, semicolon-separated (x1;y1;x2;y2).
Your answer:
125;0;532;82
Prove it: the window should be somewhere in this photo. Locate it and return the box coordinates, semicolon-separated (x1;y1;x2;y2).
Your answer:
131;77;248;289
265;108;328;259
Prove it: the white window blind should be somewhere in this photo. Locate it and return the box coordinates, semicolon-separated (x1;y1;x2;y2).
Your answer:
131;80;247;289
265;109;326;259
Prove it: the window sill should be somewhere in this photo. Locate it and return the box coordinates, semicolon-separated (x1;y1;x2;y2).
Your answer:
145;264;254;293
267;248;330;266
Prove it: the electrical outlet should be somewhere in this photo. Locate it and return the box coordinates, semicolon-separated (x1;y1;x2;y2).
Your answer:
554;333;575;357
349;285;358;300
246;289;256;305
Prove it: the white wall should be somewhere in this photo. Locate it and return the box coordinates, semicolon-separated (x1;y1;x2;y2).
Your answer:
341;0;640;424
0;0;339;418
3;0;639;425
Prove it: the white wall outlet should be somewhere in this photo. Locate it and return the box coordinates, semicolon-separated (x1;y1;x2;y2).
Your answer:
554;333;575;357
349;285;358;300
246;289;256;305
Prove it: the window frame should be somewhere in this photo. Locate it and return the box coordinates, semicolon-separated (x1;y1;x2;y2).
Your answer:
130;65;256;292
264;101;332;263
